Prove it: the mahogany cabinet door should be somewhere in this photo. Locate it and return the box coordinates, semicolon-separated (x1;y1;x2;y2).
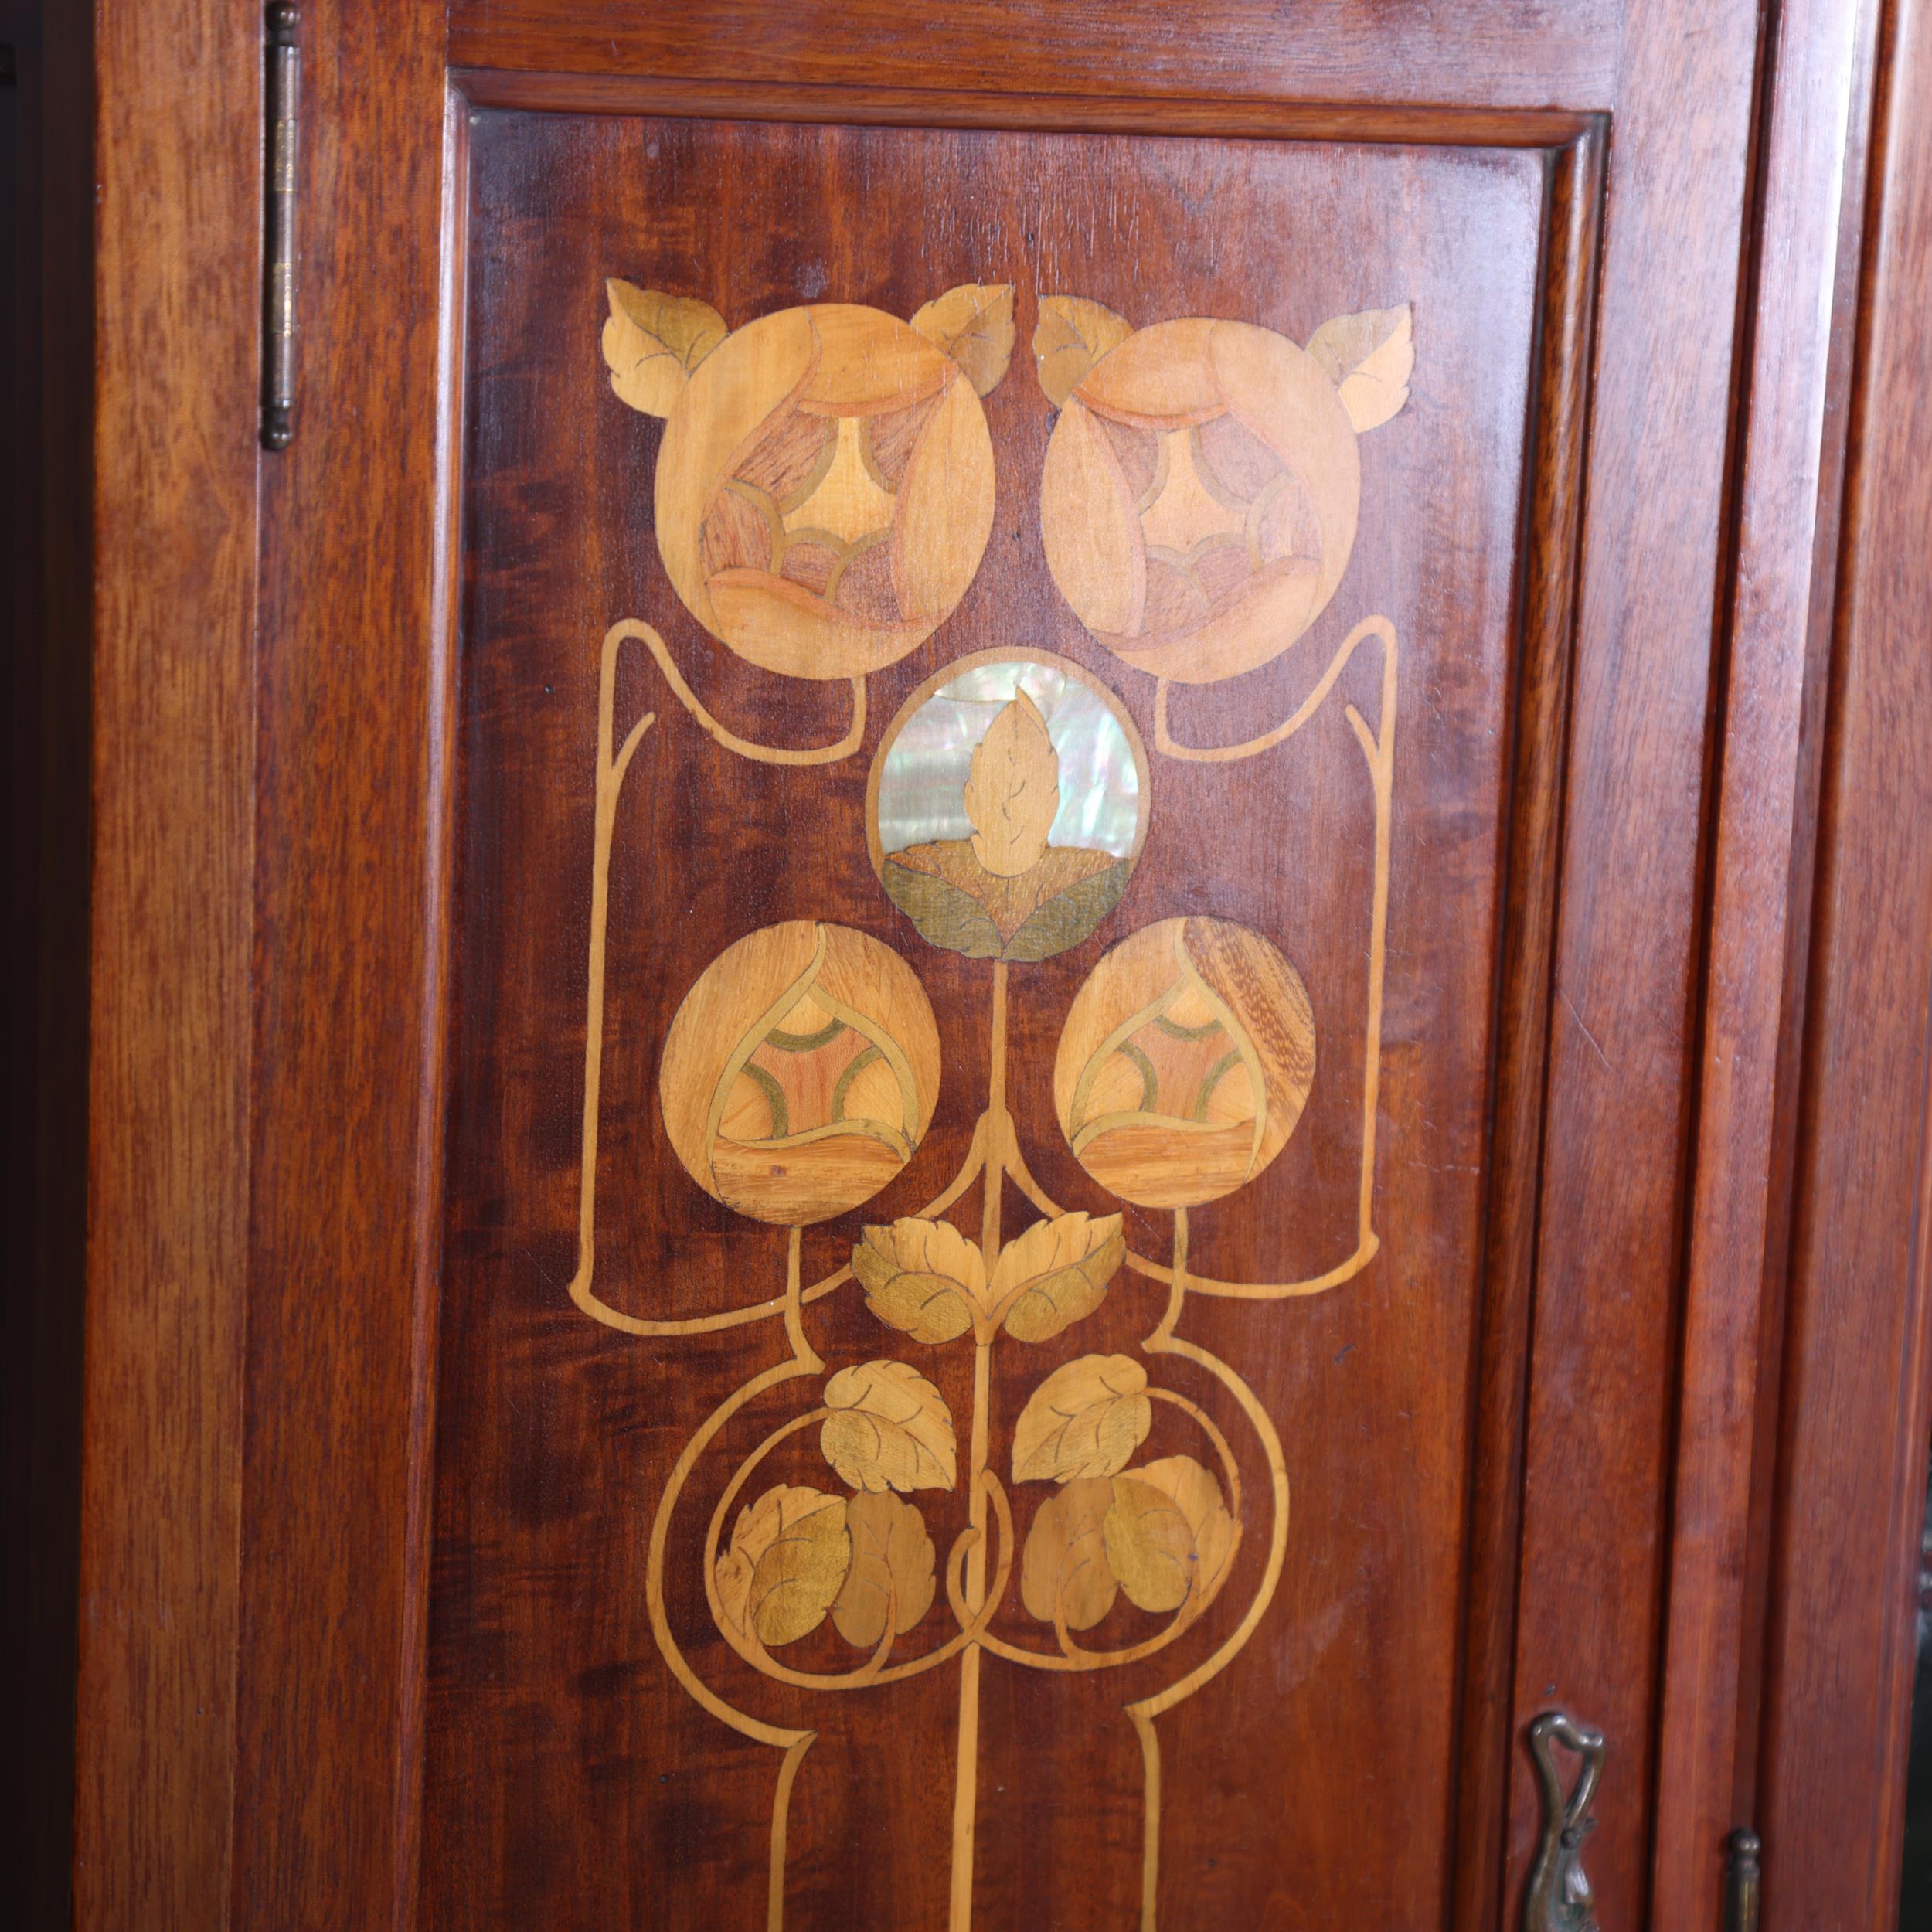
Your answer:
77;4;1903;1932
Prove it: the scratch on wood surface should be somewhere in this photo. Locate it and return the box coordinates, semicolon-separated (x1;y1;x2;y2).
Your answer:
1560;988;1613;1072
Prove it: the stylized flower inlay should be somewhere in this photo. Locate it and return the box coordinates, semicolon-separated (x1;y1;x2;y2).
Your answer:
1053;916;1316;1208
1036;303;1413;686
606;286;1006;681
866;651;1150;963
658;920;941;1226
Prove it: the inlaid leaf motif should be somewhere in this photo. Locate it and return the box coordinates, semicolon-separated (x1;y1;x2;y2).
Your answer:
910;283;1017;397
851;1218;988;1344
601;280;728;418
1033;294;1135;408
821;1359;957;1493
1020;1476;1119;1631
883;843;1127;965
715;1483;852;1648
878;861;1007;960
1305;303;1414;433
1102;1454;1236;1614
832;1491;937;1648
1100;1474;1194;1614
1001;860;1131;964
1012;1354;1151;1484
993;1211;1126;1344
964;693;1060;879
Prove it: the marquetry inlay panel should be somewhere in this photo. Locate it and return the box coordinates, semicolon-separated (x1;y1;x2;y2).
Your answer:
429;110;1555;1932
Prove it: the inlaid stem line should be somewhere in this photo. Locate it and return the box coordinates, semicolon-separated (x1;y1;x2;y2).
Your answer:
1151;612;1392;764
1123;1214;1294;1929
1345;628;1398;1257
641;1229;826;1929
1130;1709;1162;1932
610;616;866;767
767;1735;815;1932
643;1233;820;1746
1125;617;1397;1301
569;622;869;1336
951;961;1009;1932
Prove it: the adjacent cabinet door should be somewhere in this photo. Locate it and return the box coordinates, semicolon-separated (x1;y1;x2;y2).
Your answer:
77;3;1932;1932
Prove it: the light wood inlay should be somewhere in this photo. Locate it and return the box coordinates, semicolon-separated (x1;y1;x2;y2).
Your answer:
604;291;1006;679
1038;305;1412;685
576;274;1406;1928
1054;918;1316;1210
658;920;943;1226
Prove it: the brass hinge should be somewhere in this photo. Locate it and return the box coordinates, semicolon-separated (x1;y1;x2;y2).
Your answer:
1726;1828;1762;1932
260;4;299;450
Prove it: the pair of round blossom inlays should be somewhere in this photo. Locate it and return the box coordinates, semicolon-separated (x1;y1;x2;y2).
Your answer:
621;288;1396;689
660;910;1315;1230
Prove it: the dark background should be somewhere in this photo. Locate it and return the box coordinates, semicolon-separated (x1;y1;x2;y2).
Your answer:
2;5;91;1929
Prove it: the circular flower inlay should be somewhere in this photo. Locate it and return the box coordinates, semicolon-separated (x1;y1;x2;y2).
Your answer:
866;650;1151;964
658;920;941;1226
1053;916;1315;1209
1040;318;1363;687
655;304;997;682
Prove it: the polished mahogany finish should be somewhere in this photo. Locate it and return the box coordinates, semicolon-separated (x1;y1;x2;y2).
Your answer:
427;108;1563;1932
60;2;1932;1930
70;0;260;1927
1752;4;1932;1924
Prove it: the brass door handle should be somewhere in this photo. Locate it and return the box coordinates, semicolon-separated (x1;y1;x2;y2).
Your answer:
1524;1709;1606;1932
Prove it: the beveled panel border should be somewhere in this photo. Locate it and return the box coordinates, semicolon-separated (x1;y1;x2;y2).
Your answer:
446;0;1621;117
453;67;1599;149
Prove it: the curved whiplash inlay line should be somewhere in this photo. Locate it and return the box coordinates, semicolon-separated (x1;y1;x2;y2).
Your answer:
566;621;874;1339
1125;614;1397;1299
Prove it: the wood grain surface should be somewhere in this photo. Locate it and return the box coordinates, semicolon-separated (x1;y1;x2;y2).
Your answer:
453;70;1602;151
447;2;1622;114
1503;0;1765;1917
1451;124;1605;1932
1649;0;1886;1920
225;5;455;1929
70;2;1930;1928
73;0;259;1928
425;111;1555;1932
1754;1;1932;1923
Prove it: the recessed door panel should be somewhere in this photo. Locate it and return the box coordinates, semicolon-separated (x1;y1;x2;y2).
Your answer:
428;109;1566;1930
